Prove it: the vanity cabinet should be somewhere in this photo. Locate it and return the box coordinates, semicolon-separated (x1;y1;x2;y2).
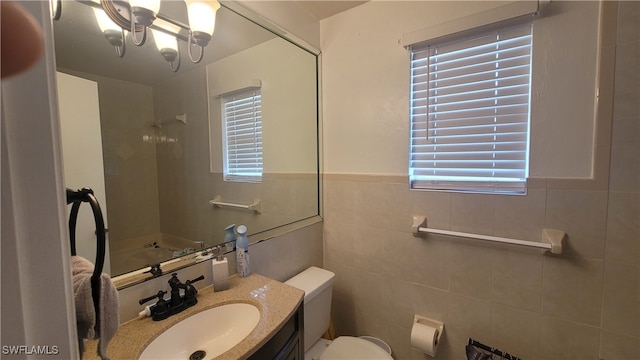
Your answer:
249;302;304;360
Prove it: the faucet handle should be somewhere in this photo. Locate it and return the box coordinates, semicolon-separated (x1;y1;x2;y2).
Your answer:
168;273;183;291
188;275;205;284
183;275;205;306
139;290;167;305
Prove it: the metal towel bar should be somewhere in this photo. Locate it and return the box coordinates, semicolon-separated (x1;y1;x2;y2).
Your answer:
412;216;564;254
209;195;261;214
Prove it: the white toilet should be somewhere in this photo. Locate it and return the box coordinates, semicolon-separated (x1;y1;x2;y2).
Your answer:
285;267;394;360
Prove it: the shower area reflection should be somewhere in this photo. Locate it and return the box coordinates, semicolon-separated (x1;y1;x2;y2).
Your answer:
109;234;199;276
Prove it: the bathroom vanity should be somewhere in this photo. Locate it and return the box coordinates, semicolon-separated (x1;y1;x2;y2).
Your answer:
85;274;304;359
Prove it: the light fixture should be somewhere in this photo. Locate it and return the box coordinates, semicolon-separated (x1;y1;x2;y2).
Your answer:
53;0;221;71
50;0;61;20
152;21;181;72
185;0;220;63
93;7;126;57
128;0;161;45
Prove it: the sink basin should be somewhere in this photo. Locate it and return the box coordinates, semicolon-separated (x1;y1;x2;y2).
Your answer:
139;303;260;360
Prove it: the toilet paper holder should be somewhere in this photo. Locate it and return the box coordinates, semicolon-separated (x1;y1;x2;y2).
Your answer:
413;315;444;344
412;315;444;356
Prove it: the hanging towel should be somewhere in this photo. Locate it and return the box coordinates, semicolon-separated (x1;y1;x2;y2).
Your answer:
71;256;119;360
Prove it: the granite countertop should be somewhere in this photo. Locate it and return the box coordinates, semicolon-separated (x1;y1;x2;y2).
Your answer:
86;274;304;360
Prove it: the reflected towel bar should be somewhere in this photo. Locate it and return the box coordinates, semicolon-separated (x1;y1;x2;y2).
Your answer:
412;216;564;254
209;195;261;214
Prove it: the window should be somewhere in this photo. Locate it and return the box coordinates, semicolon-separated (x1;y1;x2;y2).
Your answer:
409;20;533;193
221;88;263;182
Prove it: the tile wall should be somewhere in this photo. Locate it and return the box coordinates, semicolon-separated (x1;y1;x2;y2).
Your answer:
322;2;639;359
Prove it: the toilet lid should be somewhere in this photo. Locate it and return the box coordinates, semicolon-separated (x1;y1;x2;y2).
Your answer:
320;337;393;360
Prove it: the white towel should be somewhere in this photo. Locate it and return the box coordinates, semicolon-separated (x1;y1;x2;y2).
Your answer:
71;256;119;360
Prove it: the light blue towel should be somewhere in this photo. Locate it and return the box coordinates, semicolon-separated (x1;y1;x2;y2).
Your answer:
172;247;195;258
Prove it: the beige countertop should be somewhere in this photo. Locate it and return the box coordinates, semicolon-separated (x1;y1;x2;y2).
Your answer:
86;274;304;360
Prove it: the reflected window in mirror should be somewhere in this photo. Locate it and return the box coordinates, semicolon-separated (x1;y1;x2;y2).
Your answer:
222;88;263;183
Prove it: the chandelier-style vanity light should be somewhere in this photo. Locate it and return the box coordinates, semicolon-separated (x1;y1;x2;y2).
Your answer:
151;21;181;71
185;0;219;62
53;0;220;72
92;7;126;58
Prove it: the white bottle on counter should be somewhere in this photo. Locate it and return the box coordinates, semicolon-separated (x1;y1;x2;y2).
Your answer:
235;225;251;277
211;246;229;291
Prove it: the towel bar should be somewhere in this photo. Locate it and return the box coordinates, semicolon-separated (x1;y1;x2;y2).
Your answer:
209;195;261;214
412;216;564;254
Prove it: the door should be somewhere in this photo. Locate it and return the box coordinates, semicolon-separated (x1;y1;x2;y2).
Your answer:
57;71;111;275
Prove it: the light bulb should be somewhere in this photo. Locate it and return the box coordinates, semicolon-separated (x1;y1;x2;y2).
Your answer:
50;0;59;18
151;22;180;52
129;0;161;14
152;21;180;70
129;0;161;27
185;0;220;36
93;7;121;33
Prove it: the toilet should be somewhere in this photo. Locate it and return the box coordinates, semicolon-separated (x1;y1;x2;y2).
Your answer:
285;267;393;360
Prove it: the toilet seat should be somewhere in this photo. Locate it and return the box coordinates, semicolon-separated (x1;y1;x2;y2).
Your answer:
319;336;393;360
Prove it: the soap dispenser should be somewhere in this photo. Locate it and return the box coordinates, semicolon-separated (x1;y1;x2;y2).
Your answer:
211;246;229;291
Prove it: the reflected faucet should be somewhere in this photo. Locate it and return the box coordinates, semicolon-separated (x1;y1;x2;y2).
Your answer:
144;263;163;278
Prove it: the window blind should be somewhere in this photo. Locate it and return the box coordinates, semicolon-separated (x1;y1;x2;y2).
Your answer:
409;20;533;193
222;89;263;182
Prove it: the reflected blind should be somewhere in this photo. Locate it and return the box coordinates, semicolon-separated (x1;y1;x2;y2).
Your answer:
409;21;532;193
222;89;263;182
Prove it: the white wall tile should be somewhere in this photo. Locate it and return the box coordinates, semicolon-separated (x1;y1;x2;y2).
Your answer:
540;315;600;360
606;191;640;265
542;257;604;326
490;303;541;359
602;262;640;337
492;250;543;312
545;189;608;259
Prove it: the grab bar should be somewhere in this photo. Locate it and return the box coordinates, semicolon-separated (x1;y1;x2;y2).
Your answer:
209;195;261;214
412;216;564;254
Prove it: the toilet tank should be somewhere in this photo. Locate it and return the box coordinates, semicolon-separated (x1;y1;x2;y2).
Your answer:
285;266;335;352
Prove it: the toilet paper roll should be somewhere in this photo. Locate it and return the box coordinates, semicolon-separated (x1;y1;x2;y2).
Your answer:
411;322;439;356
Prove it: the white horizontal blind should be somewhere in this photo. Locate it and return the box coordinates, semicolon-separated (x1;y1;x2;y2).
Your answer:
409;20;533;193
222;89;263;182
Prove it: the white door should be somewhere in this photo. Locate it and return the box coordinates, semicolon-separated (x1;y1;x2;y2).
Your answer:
57;71;111;275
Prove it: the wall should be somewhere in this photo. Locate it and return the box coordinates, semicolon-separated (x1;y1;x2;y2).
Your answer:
1;2;79;357
237;0;321;50
152;40;318;246
321;1;639;359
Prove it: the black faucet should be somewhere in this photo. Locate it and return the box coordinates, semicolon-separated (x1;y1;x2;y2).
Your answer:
168;274;182;302
139;273;205;321
138;290;170;321
144;263;163;278
184;275;204;307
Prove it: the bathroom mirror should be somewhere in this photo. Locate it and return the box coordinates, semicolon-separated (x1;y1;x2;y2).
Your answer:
53;1;319;280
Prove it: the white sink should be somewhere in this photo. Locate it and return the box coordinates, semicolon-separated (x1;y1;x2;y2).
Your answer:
139;303;260;360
